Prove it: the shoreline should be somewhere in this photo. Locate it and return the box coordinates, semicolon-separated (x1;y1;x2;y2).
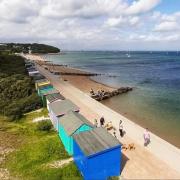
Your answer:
35;64;180;178
59;73;180;148
22;53;180;178
24;54;179;148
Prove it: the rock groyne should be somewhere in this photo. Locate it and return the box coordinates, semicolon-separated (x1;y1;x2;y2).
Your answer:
90;87;133;101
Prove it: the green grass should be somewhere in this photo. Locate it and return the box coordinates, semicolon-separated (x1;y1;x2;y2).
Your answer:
0;109;82;180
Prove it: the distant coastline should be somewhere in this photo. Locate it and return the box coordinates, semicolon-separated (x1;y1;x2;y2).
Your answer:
23;53;180;148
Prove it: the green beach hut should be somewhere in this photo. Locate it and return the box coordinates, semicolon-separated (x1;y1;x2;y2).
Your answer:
40;89;62;107
58;111;94;155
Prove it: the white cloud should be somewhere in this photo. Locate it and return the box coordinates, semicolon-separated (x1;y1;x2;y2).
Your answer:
126;0;161;15
40;0;128;19
154;21;179;31
105;17;125;27
0;0;179;50
0;0;40;23
129;16;140;25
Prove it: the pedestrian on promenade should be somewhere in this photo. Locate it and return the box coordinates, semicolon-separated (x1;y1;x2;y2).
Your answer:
113;130;117;138
119;120;124;137
143;128;150;146
100;116;105;127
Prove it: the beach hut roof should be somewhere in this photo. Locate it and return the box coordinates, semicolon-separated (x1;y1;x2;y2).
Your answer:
27;68;38;72
35;78;49;83
46;93;65;103
37;81;51;88
42;89;59;96
49;99;79;117
59;111;94;136
33;75;45;81
73;127;120;157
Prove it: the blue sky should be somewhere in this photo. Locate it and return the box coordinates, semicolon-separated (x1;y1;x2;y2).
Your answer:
155;0;180;13
0;0;180;50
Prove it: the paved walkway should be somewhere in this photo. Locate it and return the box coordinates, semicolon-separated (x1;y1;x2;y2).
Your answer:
37;65;180;179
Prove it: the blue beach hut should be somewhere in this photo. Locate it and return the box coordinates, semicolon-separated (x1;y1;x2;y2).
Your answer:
73;127;121;180
58;111;94;155
48;99;79;130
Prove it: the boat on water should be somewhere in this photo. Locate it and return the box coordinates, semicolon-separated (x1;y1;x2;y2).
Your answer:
126;51;131;58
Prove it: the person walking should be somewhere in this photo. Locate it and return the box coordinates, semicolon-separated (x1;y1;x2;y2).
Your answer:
113;130;117;138
119;120;124;137
100;116;105;127
143;128;150;146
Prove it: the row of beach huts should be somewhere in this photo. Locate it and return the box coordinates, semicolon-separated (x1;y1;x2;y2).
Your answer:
25;59;122;180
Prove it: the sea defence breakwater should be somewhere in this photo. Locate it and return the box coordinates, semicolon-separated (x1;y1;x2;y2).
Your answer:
90;87;133;101
36;61;100;76
35;60;133;101
21;54;180;179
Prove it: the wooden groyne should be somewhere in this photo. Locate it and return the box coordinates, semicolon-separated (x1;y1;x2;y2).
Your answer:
90;87;133;101
36;61;102;76
56;72;100;76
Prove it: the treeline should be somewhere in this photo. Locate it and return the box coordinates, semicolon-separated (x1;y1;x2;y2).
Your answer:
0;43;60;54
0;54;42;120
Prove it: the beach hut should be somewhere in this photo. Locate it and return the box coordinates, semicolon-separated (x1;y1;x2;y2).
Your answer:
32;74;45;81
38;87;58;105
46;93;65;110
73;127;121;180
28;68;39;76
58;111;94;155
35;79;50;90
35;78;48;85
37;84;54;96
48;99;79;130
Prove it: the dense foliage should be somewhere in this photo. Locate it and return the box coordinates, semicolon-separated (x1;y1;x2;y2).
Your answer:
37;120;53;132
0;43;60;54
0;54;42;120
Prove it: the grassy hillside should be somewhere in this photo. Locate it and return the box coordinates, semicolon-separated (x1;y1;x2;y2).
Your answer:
0;43;60;54
0;54;42;120
0;109;82;180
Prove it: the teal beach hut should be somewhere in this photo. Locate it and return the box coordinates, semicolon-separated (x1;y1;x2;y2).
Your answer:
40;89;60;107
58;111;94;155
37;85;54;96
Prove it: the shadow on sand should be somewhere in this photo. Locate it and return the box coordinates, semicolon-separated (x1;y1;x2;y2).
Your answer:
121;153;129;172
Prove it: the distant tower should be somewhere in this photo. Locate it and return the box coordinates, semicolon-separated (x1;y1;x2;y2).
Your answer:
28;46;32;54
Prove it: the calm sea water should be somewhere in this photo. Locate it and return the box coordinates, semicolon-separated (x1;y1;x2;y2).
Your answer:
44;51;180;147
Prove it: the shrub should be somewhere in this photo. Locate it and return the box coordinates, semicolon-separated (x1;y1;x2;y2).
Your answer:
37;120;52;132
0;54;42;120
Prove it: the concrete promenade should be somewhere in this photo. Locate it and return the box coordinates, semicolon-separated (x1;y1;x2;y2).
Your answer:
37;64;180;179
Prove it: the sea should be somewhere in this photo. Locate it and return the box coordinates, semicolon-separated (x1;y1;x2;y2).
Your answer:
44;51;180;148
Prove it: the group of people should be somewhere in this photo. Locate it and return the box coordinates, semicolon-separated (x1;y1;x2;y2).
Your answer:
94;117;124;138
94;116;151;147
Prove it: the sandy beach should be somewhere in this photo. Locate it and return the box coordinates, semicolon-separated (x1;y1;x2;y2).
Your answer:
35;63;180;179
60;75;115;93
23;54;180;178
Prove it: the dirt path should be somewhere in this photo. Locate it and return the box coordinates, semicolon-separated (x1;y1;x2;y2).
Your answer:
48;158;73;168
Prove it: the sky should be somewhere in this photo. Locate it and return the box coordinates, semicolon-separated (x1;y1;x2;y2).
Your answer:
0;0;180;50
